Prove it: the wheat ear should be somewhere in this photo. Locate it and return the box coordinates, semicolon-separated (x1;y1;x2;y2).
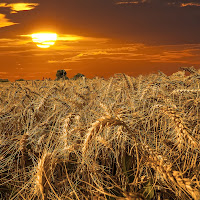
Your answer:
99;102;112;116
35;152;56;200
82;116;126;157
161;106;199;151
122;73;135;91
143;145;200;200
19;133;29;153
19;133;29;170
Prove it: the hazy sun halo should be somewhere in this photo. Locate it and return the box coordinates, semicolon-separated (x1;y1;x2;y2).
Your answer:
31;33;57;48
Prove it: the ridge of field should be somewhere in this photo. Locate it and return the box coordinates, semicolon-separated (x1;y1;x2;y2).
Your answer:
0;69;200;199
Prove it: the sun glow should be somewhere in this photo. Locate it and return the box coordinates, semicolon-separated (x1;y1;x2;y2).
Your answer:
31;33;57;48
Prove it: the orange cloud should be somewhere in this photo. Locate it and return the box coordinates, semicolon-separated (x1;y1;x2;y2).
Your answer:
48;44;200;64
180;3;200;7
0;72;7;75
168;2;200;7
0;37;31;48
0;14;17;28
0;3;39;13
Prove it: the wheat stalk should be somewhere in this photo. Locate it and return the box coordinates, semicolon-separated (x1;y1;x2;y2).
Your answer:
19;132;29;163
122;73;135;91
102;77;113;100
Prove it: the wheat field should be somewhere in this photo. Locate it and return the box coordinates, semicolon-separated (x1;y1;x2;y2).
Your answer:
0;69;200;200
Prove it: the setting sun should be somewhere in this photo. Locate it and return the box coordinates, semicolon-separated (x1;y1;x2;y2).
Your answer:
31;33;57;48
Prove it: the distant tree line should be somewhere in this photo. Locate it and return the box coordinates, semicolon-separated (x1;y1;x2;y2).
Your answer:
0;69;86;82
0;79;9;82
55;69;85;80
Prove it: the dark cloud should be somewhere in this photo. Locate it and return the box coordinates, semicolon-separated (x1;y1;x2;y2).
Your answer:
1;0;200;44
0;0;198;45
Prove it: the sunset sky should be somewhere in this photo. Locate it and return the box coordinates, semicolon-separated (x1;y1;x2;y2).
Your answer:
1;0;200;81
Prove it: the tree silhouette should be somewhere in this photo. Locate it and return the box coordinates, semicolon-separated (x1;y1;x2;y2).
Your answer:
55;70;69;80
15;79;25;81
72;73;85;80
0;79;9;82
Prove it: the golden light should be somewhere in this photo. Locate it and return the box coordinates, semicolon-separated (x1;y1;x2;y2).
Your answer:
0;3;39;13
31;33;57;48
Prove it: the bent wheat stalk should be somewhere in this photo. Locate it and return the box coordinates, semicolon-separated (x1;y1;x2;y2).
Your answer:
82;115;139;160
82;116;134;157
